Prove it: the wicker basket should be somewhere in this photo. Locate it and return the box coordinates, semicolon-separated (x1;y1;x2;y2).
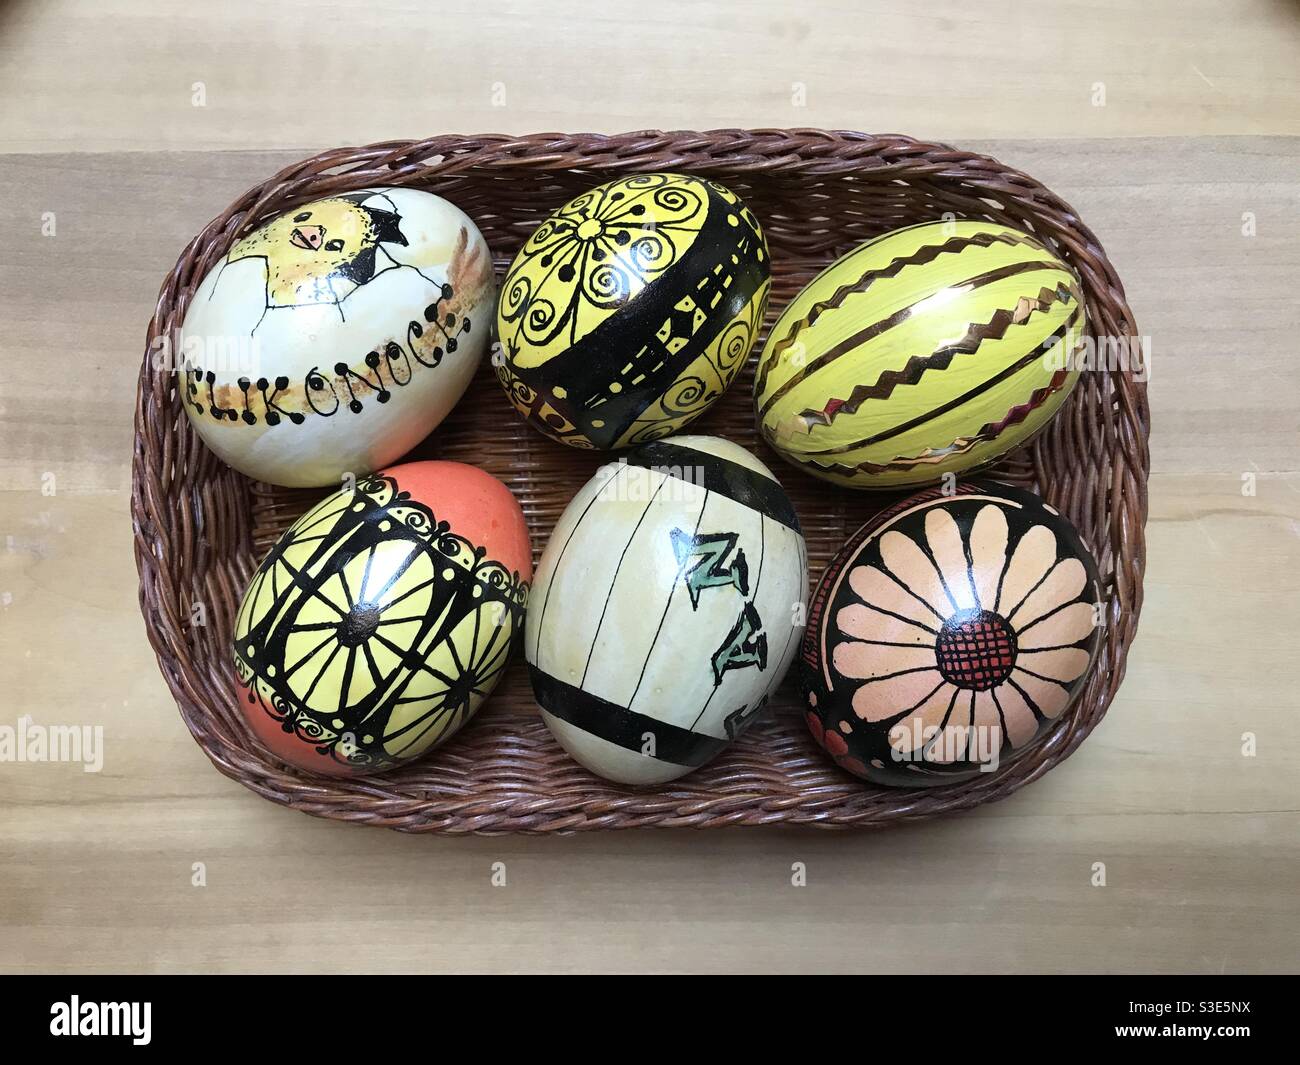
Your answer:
132;130;1149;833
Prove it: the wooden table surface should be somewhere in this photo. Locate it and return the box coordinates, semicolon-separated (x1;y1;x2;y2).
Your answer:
1;0;1297;974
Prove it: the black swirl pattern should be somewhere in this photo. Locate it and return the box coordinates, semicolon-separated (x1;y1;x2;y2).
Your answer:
495;173;770;449
233;474;528;770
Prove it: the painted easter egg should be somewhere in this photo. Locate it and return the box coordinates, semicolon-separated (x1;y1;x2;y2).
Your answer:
527;435;806;784
180;188;496;487
232;461;531;776
801;481;1101;786
754;220;1086;489
495;173;770;449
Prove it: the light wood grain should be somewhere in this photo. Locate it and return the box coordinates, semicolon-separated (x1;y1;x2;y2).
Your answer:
3;473;1297;973
1;0;1298;153
1;1;1298;974
3;139;1297;493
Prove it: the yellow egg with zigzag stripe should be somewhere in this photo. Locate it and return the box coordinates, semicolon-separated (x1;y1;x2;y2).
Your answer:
754;220;1085;489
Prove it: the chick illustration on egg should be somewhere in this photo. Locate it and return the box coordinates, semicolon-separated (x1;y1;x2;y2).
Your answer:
180;187;497;487
221;192;416;319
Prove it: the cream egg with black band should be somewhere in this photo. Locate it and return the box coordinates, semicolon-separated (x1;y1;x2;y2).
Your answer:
526;435;807;785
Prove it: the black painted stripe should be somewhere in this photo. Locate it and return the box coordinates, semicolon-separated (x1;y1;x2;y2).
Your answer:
512;185;768;448
530;665;730;768
625;439;801;532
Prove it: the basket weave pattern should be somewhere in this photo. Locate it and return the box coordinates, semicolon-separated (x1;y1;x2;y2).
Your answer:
132;130;1149;832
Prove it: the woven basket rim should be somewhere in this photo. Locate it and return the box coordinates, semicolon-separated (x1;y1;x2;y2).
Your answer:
132;128;1150;833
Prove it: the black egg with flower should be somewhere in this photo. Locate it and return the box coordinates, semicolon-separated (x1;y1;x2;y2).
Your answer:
802;481;1103;786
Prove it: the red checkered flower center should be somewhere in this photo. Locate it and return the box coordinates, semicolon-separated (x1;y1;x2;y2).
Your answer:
828;501;1098;757
934;609;1017;691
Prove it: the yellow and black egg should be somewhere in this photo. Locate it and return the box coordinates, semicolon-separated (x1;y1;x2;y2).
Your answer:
494;173;770;449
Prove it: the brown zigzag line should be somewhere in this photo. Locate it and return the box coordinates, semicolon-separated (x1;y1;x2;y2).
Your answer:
789;281;1078;439
756;257;1067;420
785;368;1073;478
754;227;1049;398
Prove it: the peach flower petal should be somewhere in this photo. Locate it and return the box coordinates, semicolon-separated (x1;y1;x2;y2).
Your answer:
919;683;958;729
877;530;951;619
996;524;1057;615
835;602;933;646
1015;647;1091;684
1017;601;1097;650
1010;669;1072;719
832;639;937;681
992;682;1041;747
925;690;974;763
850;667;944;722
968;505;1009;611
971;690;1006;762
886;682;957;754
973;689;1002;730
1008;557;1087;630
848;564;943;631
924;508;976;611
